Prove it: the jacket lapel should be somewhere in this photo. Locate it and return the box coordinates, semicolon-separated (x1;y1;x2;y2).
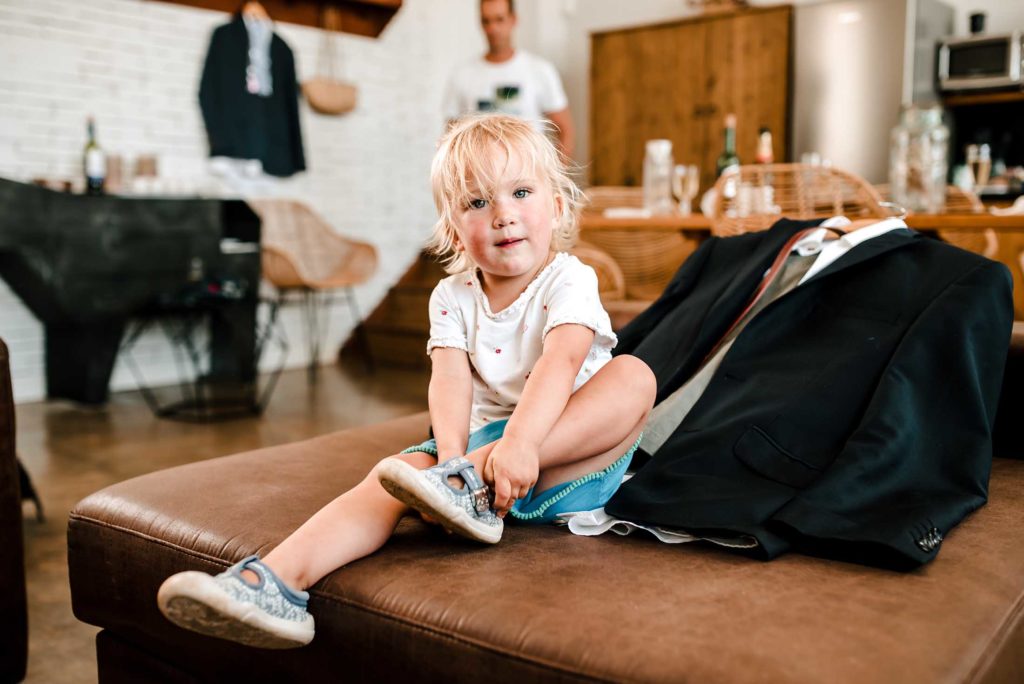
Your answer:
697;220;820;343
654;221;817;397
801;228;919;287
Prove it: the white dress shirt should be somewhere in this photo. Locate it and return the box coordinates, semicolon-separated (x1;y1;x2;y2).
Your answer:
794;216;908;283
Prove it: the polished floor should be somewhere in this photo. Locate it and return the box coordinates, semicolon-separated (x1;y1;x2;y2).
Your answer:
17;360;430;683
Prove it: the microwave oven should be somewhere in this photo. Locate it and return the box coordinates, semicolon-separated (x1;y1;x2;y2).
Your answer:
938;32;1023;92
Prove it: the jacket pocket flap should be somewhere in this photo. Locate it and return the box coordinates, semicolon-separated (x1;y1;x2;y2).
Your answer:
734;425;821;489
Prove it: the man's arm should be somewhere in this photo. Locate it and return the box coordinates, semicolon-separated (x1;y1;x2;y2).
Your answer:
545;107;575;159
427;347;474;462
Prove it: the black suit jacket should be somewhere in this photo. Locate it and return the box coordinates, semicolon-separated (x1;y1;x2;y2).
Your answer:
607;218;1014;569
199;16;306;177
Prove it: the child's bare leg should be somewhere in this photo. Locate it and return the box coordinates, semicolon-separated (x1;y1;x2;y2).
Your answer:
465;355;655;491
534;354;654;488
256;450;436;590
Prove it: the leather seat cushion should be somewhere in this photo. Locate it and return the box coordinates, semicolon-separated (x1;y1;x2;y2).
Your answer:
69;412;1024;682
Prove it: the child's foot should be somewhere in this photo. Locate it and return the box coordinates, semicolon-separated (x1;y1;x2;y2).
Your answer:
157;555;314;649
378;456;503;544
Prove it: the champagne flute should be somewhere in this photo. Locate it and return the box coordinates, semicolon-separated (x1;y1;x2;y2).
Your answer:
672;164;700;216
965;144;992;193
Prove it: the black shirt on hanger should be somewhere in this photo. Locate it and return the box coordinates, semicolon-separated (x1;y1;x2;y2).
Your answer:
199;14;306;178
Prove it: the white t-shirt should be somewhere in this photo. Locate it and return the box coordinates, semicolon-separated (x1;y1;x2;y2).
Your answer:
427;252;616;432
442;50;569;132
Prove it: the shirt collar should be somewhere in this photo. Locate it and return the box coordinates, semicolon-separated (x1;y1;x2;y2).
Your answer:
792;216;908;256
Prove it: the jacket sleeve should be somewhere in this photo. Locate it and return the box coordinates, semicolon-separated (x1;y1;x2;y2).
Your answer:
768;259;1014;569
198;27;226;155
281;46;306;173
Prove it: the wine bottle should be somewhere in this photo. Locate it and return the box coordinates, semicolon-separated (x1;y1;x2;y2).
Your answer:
754;126;775;213
83;117;105;195
755;126;774;165
715;113;740;177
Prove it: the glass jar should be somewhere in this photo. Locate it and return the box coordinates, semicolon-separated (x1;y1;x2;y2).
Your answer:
643;139;674;215
889;105;949;213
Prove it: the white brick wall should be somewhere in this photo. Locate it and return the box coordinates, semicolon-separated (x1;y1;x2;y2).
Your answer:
0;0;483;402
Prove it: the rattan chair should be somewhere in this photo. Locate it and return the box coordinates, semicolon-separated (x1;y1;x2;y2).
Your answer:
976;225;1024;318
582;186;700;301
878;184;997;259
584;186;648;213
935;186;998;258
570;240;651;330
875;184;1019;315
571;240;626;302
248;200;378;375
709;163;889;237
989;231;1024;319
928;187;1024;317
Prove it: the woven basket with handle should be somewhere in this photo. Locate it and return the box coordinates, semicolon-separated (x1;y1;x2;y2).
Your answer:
302;6;357;116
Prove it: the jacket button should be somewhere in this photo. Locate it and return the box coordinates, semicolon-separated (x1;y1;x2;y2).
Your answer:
916;527;943;552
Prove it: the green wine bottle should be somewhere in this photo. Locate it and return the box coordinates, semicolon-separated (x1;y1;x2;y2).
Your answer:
715;113;740;177
83;116;106;195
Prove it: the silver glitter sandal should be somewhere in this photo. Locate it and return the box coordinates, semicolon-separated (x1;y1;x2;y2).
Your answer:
157;555;314;649
378;456;503;544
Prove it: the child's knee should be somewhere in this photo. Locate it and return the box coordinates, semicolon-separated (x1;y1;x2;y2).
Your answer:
611;355;657;404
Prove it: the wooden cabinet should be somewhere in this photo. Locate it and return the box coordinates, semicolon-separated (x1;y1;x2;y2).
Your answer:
590;5;792;192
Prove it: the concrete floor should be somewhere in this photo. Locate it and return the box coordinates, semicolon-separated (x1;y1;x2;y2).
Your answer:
16;360;429;683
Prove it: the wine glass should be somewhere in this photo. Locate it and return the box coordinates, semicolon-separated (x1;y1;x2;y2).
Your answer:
965;143;992;192
672;164;700;216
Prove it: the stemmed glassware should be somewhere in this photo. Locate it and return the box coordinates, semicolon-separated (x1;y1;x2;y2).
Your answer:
672;164;700;216
965;144;992;192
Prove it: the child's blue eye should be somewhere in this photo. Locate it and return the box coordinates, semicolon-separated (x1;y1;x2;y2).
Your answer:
468;198;487;209
514;188;531;199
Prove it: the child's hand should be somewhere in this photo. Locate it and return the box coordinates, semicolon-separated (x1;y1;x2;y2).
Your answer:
484;441;539;515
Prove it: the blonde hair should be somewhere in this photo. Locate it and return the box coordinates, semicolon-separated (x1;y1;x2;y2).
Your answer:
428;114;583;274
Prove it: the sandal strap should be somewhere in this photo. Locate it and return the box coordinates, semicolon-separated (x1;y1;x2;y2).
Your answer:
439;457;491;514
228;554;309;607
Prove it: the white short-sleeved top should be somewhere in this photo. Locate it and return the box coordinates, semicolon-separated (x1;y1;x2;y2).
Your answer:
427;252;616;432
442;50;569;133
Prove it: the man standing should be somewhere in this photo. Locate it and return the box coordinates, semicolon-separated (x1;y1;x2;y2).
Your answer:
443;0;575;158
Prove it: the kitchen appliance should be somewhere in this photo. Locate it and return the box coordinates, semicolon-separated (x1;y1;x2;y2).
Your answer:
938;32;1023;92
792;0;954;183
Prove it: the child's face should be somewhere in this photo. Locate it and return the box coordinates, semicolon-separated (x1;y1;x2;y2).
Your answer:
453;147;560;285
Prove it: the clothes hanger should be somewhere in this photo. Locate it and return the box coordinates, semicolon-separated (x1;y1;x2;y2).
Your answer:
841;218;887;233
240;1;271;21
828;210;909;236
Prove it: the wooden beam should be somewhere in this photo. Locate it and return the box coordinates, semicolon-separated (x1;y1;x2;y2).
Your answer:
147;0;402;37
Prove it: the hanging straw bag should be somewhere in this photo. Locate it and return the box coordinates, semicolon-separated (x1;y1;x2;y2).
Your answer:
302;7;357;116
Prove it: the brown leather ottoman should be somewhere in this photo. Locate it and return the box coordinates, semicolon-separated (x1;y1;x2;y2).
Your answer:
68;410;1024;683
0;339;28;683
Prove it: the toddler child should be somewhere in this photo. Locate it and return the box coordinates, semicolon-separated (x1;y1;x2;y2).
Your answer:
157;114;656;649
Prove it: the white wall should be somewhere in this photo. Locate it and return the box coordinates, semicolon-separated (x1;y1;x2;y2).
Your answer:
0;0;484;402
944;0;1024;37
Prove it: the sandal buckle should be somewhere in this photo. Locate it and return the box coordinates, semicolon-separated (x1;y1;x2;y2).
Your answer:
471;486;490;514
